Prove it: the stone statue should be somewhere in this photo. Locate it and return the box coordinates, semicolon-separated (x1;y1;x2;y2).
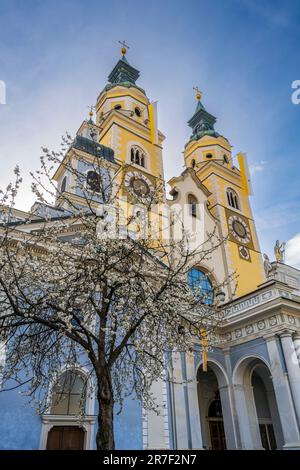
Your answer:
263;254;274;278
274;240;285;263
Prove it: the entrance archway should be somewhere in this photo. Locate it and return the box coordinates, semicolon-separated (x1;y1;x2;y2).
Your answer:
197;362;233;449
207;395;226;450
233;357;284;449
252;370;276;449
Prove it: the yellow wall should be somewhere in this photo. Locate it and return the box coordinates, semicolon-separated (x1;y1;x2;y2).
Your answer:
97;84;164;181
93;83;166;241
54;75;266;299
184;135;265;298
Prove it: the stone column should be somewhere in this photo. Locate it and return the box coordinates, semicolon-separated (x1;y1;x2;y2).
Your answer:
219;385;240;449
280;332;300;426
185;352;203;449
266;336;300;449
223;349;240;449
233;384;262;449
293;333;300;366
171;351;189;449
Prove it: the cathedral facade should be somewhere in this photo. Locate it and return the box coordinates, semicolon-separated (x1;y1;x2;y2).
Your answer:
0;49;300;451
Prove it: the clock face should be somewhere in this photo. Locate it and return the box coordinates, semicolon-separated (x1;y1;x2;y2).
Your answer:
124;171;154;201
232;220;247;238
228;215;251;244
132;178;149;197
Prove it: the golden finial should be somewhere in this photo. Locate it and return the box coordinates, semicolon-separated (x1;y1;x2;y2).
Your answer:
88;105;95;119
193;86;202;101
118;40;130;56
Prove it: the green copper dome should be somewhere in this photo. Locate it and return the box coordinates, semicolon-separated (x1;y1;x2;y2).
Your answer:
107;55;140;85
187;98;219;142
99;55;146;96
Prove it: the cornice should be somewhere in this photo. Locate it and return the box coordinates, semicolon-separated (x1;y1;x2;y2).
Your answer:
99;109;165;145
215;283;300;346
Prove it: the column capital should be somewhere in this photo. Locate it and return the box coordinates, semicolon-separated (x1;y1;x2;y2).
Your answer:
280;330;293;339
264;333;278;342
293;332;300;341
222;347;231;355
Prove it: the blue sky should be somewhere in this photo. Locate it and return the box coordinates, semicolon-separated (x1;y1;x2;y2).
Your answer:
0;0;300;266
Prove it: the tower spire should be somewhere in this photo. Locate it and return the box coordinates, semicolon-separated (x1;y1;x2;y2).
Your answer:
107;42;140;86
87;105;95;122
188;87;219;142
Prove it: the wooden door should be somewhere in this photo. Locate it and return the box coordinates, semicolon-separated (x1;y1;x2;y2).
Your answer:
209;420;226;450
46;426;85;450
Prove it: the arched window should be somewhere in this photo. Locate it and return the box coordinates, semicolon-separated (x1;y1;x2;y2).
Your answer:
130;146;146;167
188;194;198;217
51;370;86;415
187;268;214;305
226;188;240;210
61;176;67;193
86;170;101;193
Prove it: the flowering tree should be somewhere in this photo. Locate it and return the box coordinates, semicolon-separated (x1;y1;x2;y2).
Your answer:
0;137;233;450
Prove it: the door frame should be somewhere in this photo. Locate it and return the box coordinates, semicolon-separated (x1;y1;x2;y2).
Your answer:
40;414;96;450
46;425;85;450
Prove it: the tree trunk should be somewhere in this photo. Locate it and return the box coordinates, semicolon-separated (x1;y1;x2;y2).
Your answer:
96;370;115;450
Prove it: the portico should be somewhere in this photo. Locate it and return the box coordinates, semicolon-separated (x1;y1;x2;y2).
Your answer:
161;263;300;450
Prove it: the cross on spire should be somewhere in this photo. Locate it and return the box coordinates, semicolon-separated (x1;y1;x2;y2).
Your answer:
118;40;130;56
193;86;202;101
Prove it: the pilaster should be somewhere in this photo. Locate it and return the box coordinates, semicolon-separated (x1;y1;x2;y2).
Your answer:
266;336;300;449
279;332;300;427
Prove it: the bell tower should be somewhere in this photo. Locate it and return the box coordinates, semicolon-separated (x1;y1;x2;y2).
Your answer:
95;44;165;205
183;88;265;298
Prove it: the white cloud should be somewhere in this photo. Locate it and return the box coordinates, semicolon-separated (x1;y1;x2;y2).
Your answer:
250;160;267;176
285;234;300;269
